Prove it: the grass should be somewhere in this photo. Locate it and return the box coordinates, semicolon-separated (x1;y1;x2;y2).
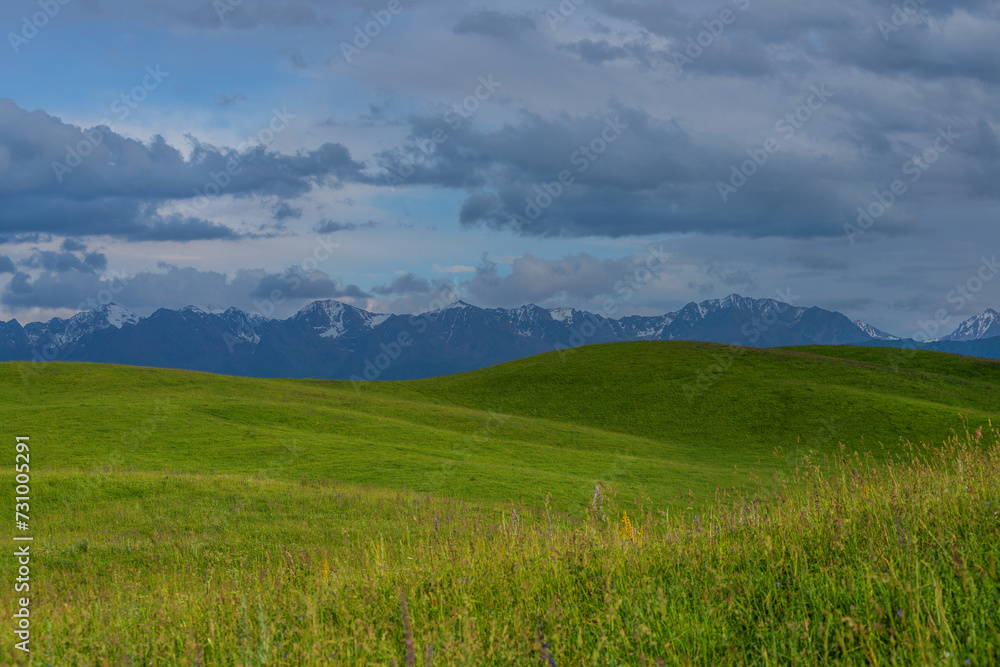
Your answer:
2;426;998;664
3;341;999;510
1;341;999;664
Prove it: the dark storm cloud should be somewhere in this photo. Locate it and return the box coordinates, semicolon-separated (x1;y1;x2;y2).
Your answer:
61;239;87;252
21;249;108;274
585;0;1000;84
453;10;536;41
382;107;871;239
371;273;433;296
5;1;993;249
0;99;366;242
121;214;243;242
250;269;370;300
272;202;303;221
381;72;998;241
314;220;377;233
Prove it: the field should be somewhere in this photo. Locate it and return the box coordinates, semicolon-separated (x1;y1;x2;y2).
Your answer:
1;341;999;664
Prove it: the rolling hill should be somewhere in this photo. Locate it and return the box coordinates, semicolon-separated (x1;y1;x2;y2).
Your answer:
4;341;998;510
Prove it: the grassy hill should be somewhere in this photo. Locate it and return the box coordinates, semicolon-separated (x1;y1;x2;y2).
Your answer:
3;341;998;510
2;341;999;664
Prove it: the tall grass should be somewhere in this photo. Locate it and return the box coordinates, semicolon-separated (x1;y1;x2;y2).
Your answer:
5;423;999;665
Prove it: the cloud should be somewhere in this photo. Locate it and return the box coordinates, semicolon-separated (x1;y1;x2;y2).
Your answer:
313;219;377;233
687;281;715;295
0;255;15;274
61;238;87;252
21;249;108;274
432;264;476;274
161;0;333;30
217;93;247;107
460;252;668;307
559;39;637;66
453;10;536;41
122;214;243;242
371;273;434;296
585;0;1000;83
789;252;850;270
0;263;369;314
704;263;758;291
391;107;866;239
272;202;303;221
0;99;365;242
288;49;308;69
250;268;370;300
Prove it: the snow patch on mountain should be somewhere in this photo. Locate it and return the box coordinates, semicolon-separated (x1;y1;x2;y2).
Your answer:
97;303;142;329
854;320;900;341
549;308;574;323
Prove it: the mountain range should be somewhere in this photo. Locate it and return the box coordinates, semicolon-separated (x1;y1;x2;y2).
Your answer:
2;296;998;380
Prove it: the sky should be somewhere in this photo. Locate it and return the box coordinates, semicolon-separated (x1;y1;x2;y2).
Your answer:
0;0;998;336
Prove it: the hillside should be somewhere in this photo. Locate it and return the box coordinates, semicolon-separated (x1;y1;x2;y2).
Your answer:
4;341;998;509
3;341;999;665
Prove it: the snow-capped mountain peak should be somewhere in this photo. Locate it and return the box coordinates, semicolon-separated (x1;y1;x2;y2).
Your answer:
292;300;388;339
941;308;1000;342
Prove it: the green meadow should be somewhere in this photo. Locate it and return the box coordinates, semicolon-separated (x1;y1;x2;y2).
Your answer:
1;341;998;664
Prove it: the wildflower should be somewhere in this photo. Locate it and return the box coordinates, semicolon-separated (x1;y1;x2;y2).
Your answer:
896;610;903;617
620;510;634;542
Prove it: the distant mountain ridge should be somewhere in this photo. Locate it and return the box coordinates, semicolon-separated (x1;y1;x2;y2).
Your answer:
2;295;998;379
